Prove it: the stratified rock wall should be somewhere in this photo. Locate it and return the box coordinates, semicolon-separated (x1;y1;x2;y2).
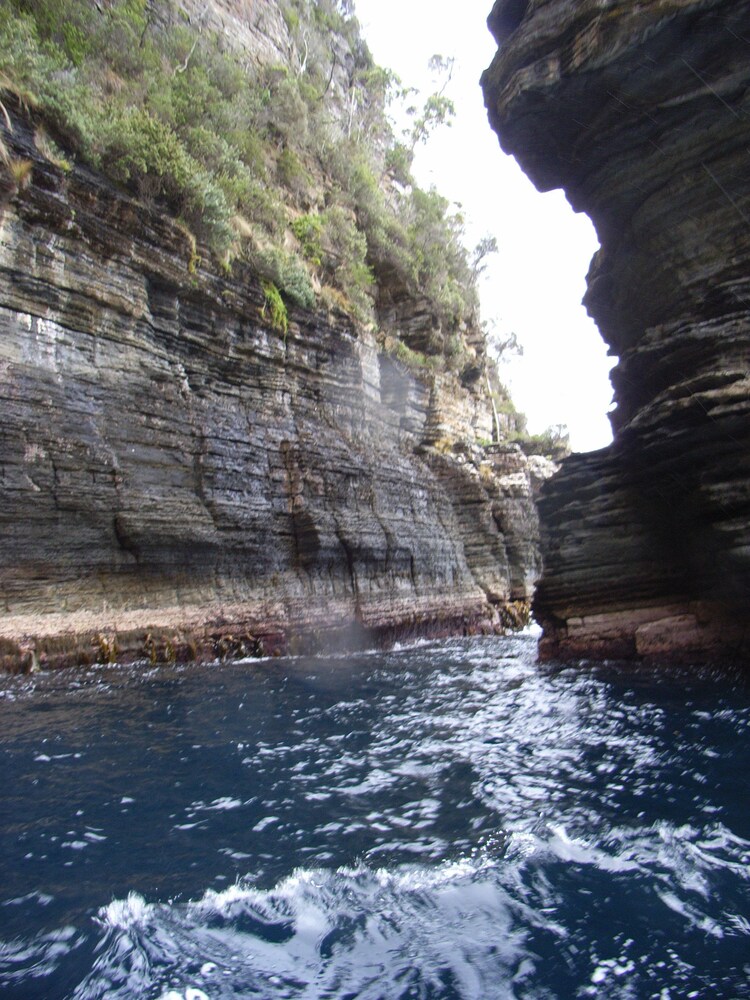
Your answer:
483;0;750;661
0;108;542;668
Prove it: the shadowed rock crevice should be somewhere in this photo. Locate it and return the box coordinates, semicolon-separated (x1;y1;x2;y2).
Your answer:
483;0;750;662
488;0;530;43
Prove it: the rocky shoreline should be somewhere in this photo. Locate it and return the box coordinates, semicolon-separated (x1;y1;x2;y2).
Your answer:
0;601;532;673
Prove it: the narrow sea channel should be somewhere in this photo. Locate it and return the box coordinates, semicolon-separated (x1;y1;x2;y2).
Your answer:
1;633;748;998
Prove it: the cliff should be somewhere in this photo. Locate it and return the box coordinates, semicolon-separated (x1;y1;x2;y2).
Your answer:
0;96;546;670
482;0;750;661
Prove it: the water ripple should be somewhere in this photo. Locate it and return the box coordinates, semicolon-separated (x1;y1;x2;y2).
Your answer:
0;634;748;998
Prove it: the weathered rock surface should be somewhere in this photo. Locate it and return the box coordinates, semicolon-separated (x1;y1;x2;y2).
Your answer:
0;107;544;669
483;0;750;661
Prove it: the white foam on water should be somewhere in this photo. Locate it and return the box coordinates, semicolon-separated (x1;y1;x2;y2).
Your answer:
545;824;642;873
251;816;279;831
158;992;209;1000
192;796;243;812
81;856;530;999
99;891;152;931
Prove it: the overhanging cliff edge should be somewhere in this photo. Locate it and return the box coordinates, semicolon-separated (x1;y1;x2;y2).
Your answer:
482;0;750;662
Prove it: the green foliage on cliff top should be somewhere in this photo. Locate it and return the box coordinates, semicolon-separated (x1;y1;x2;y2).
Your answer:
0;0;483;347
512;424;571;463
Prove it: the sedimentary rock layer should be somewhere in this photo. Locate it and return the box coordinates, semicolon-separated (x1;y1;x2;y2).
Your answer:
483;0;750;661
0;107;542;669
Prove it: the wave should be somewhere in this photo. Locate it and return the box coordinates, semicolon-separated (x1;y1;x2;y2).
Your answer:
74;858;533;1000
3;818;748;998
67;820;750;998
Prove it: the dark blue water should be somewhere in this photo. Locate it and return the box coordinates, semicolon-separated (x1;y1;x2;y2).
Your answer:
0;633;748;999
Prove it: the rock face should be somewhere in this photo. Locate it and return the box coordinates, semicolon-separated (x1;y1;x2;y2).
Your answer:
0;107;544;669
482;0;750;661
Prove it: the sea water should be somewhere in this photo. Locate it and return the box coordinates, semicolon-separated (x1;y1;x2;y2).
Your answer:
0;633;748;999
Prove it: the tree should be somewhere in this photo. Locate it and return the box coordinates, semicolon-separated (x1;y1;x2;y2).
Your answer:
471;235;498;278
484;319;523;362
407;54;456;153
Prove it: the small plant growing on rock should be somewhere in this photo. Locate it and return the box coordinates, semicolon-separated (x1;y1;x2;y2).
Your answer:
261;279;288;337
291;212;323;266
34;127;71;171
8;155;32;186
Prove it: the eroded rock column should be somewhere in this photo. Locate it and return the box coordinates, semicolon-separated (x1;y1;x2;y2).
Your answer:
482;0;750;661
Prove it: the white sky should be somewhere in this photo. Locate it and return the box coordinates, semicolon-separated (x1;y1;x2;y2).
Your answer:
353;0;616;453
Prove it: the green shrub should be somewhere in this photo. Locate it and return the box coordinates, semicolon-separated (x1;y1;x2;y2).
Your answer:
0;8;67;103
262;72;308;146
97;106;190;189
311;0;343;33
282;7;299;33
404;186;477;329
321;205;373;317
250;246;315;310
385;336;442;373
276;146;311;202
8;0;91;64
181;170;234;255
384;142;413;186
261;279;288;336
511;425;571;461
291;213;323;266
